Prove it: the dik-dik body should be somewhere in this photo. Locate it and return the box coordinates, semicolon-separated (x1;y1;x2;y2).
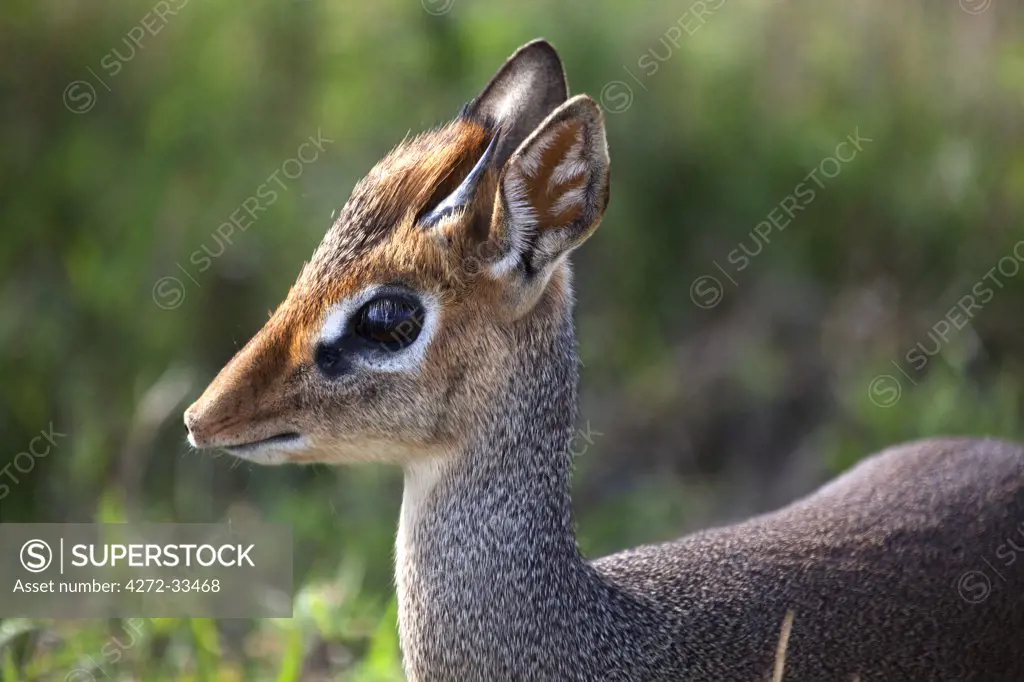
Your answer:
185;40;1024;680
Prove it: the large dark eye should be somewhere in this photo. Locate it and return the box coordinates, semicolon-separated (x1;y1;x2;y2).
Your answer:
353;295;425;352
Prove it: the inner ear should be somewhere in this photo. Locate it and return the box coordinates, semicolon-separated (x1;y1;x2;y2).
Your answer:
488;95;610;278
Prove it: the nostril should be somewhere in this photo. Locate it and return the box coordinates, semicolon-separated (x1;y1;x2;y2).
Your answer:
183;402;203;438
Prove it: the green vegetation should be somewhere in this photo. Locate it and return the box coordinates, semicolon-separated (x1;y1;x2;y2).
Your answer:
2;0;1023;677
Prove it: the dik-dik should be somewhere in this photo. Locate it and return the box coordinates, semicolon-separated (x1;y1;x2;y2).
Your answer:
184;40;1024;681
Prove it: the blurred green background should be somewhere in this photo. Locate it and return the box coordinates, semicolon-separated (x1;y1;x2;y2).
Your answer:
3;0;1024;678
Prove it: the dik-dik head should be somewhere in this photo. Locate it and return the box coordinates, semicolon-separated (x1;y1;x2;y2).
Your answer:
184;40;610;465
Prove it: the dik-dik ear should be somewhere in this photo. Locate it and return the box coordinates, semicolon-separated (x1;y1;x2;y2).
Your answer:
467;39;568;169
488;95;610;279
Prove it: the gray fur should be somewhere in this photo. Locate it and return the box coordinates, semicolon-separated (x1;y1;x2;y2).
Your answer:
397;292;1024;681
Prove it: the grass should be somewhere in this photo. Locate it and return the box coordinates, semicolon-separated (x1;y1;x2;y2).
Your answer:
0;577;405;680
2;608;841;680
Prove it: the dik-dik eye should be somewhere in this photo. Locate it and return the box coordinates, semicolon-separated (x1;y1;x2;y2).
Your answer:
353;295;426;352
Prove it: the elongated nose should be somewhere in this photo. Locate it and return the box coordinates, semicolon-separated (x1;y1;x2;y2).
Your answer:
184;299;303;450
183;400;210;447
183;345;265;449
183;390;240;448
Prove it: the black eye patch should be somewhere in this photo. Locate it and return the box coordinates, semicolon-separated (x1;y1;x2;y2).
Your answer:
314;292;426;378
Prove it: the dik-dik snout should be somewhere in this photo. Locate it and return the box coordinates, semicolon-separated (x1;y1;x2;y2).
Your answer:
184;307;310;463
185;40;611;468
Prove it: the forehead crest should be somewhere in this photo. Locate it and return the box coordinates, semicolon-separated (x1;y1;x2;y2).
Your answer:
306;120;490;272
287;118;492;323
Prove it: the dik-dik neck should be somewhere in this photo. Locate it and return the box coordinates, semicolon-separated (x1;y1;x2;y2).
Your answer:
395;303;606;679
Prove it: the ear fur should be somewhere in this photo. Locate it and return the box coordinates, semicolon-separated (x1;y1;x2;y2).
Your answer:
488;95;610;278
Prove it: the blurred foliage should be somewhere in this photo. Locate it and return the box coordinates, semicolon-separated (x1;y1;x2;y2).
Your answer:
2;0;1024;677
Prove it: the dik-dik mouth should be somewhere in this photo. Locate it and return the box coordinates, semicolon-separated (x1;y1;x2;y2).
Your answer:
224;431;301;450
220;432;304;462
